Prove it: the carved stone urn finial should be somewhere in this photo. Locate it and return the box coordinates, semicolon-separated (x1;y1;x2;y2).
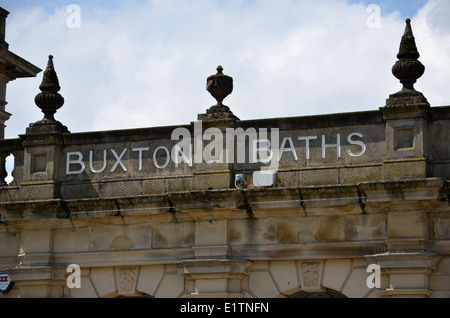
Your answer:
207;65;233;110
34;55;64;122
28;55;68;133
387;19;428;106
199;65;238;121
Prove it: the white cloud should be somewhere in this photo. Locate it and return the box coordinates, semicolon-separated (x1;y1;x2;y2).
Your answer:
2;0;450;140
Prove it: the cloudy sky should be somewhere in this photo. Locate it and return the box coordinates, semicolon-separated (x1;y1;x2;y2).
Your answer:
1;0;449;140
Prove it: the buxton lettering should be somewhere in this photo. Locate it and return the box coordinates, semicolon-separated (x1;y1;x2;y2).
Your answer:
65;123;366;176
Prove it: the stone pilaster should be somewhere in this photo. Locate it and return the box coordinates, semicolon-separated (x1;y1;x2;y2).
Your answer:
380;19;431;181
176;259;251;298
1;226;65;298
5;266;66;298
18;129;66;200
0;76;10;140
366;252;440;298
193;66;240;190
17;55;68;200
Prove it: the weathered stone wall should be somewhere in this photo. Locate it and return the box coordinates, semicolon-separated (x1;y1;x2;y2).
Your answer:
0;104;449;298
2;106;449;202
0;176;448;298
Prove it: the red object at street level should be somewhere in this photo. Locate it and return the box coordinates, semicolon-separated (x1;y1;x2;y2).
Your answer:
0;272;14;293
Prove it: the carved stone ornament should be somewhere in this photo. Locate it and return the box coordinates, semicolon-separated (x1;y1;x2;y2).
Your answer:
387;19;428;106
29;55;68;133
299;261;324;292
207;65;233;108
199;65;239;121
116;267;138;295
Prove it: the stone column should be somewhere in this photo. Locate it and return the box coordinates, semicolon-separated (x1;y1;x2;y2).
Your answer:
0;8;8;49
0;8;9;135
0;74;11;140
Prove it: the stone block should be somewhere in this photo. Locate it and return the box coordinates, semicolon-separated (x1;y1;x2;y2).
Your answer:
431;162;450;180
341;268;371;298
300;168;339;186
429;120;449;157
196;278;228;294
89;225;124;252
69;277;98;298
250;261;269;271
315;216;345;242
90;267;116;298
270;261;299;295
276;170;299;187
154;274;185;298
97;180;141;197
0;232;20;257
322;259;352;291
166;176;193;192
59;182;100;199
430;291;450;298
136;265;165;296
277;218;302;244
141;178;165;195
152;222;194;249
390;273;428;289
248;271;279;298
19;181;57;200
345;214;387;241
382;158;427;180
17;285;52;298
340;165;383;184
89;224;153;251
195;220;228;246
431;213;450;240
387;211;427;239
193;171;232;190
20;229;51;253
53;227;89;253
428;275;450;291
230;218;277;245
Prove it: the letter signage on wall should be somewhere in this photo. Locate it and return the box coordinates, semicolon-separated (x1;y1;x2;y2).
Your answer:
65;123;368;176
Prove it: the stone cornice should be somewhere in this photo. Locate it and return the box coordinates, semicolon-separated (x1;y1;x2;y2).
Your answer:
0;47;41;80
0;177;447;225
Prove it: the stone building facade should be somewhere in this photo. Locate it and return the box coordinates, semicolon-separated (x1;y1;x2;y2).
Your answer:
0;17;449;298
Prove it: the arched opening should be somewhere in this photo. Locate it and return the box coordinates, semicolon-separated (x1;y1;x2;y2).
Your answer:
288;289;348;298
116;293;154;298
